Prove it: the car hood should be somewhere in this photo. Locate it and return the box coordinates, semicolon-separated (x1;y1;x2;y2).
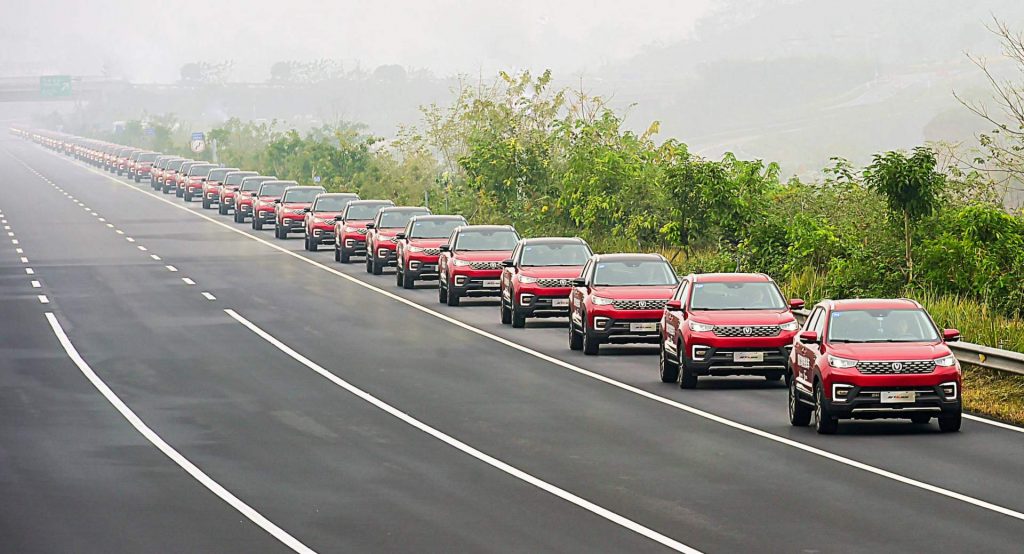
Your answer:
687;309;796;326
827;342;951;361
452;250;513;262
590;285;676;299
519;265;584;279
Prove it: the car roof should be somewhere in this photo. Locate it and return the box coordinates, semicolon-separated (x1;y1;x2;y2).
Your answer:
380;206;430;212
316;192;359;197
593;253;666;262
348;199;393;205
457;224;516;232
691;272;772;283
520;236;586;245
410;214;464;221
283;185;325;191
261;180;298;186
224;170;258;176
830;298;922;311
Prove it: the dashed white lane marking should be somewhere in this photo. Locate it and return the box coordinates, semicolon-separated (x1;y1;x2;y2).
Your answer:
137;246;147;251
3;225;9;230
98;217;106;222
115;230;124;235
30;280;40;288
15;248;23;254
37;295;49;304
20;257;28;263
201;292;216;301
226;309;699;553
106;223;114;228
91;212;98;217
10;239;17;245
150;254;161;261
43;313;317;554
126;237;135;242
181;277;195;285
25;268;34;275
6;232;13;237
165;265;178;272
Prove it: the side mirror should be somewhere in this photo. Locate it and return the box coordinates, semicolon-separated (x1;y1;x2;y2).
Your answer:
365;222;375;229
572;278;587;288
334;215;345;221
303;207;311;213
395;232;406;240
799;331;819;344
439;244;450;252
666;299;683;311
273;199;281;204
502;258;515;267
943;328;961;342
789;298;805;310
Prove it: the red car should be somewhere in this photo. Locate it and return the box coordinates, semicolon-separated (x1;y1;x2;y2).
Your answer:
365;206;431;275
200;167;239;209
437;225;520;306
183;163;218;202
568;253;678;355
499;237;592;328
233;176;277;223
129;152;158;182
658;273;803;388
333;200;394;263
149;156;181;190
251;180;296;230
218;171;259;215
302;192;360;251
788;298;963;434
274;185;326;239
394;215;467;289
172;161;201;197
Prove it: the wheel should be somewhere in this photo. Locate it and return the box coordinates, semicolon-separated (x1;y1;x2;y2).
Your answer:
365;253;373;273
814;383;838;434
910;414;931;424
788;377;812;426
396;267;404;287
659;343;680;383
339;248;350;263
309;236;318;251
134;175;140;183
500;296;513;325
402;272;414;289
446;287;460;306
679;360;698;389
234;210;243;223
938;411;962;432
511;306;526;328
334;247;341;262
765;372;784;382
277;226;287;239
582;321;599;355
184;190;192;202
371;253;383;275
201;195;210;209
219;203;228;215
254;217;263;230
175;187;183;198
438;281;448;304
569;320;583;351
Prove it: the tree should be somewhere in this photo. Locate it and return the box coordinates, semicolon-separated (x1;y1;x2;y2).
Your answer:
864;147;944;283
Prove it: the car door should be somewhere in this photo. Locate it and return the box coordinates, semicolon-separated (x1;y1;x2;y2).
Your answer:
502;242;522;298
663;279;690;347
794;307;824;387
439;229;458;282
571;260;593;326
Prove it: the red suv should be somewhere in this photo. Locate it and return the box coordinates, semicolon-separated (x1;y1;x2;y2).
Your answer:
365;206;431;275
302;192;359;251
200;167;239;209
659;273;803;388
394;215;467;289
499;237;592;328
172;161;201;197
233;176;277;223
333;200;394;263
568;253;678;355
158;158;189;193
274;185;326;239
218;171;258;215
129;152;159;183
183;163;218;202
438;225;520;306
788;298;963;434
251;180;296;230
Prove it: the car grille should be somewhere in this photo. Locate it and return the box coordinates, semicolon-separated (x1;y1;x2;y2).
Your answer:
470;261;502;270
611;299;667;310
357;228;368;235
857;360;936;375
713;325;782;338
422;248;441;255
538;278;574;288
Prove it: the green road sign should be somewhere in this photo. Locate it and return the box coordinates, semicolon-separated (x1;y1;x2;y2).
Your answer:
40;75;72;97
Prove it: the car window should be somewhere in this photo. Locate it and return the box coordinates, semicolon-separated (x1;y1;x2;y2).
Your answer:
811;308;826;335
520;242;592;266
378;209;430;228
410;218;465;238
827;309;940;343
592;260;677;286
454;229;521;251
689;281;786;310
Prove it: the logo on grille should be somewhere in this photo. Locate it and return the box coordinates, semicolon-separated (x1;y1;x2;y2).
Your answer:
743;327;752;335
639;301;647;308
891;362;903;372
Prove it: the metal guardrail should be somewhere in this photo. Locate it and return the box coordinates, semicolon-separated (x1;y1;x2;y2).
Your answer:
793;309;1024;376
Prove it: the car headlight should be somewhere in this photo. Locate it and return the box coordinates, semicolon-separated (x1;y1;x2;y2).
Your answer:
780;320;800;332
519;275;538;283
688;321;715;332
408;245;425;252
827;355;858;369
591;296;614;306
453;258;473;267
935;355;957;367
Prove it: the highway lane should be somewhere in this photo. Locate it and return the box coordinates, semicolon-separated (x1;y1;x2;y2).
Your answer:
7;136;1024;551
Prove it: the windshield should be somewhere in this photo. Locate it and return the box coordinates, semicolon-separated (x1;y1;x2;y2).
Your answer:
138;153;158;162
208;169;235;181
455;229;520;251
189;165;216;177
313;196;357;212
828;309;940;343
689;281;786;310
168;160;185;171
225;173;255;186
241;178;272;191
379;209;429;228
521;243;591;266
282;188;324;203
258;183;289;196
410;219;465;238
346;203;390;220
592;260;677;286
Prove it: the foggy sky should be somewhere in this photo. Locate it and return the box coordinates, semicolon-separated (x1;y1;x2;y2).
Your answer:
0;0;715;81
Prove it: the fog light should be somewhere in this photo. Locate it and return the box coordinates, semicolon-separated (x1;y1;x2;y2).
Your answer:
832;383;853;402
313;229;321;236
455;275;467;286
520;293;534;304
593;317;610;329
940;382;958;400
378;248;388;257
345;239;355;247
410;260;421;270
691;346;709;361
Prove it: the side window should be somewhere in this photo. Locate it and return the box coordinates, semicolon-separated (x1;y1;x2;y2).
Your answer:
579;261;592;283
811;308;827;335
804;307;822;333
511;244;521;264
448;230;459;248
676;280;691;305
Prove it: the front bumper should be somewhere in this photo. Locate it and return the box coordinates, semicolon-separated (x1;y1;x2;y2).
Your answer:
404;257;440;281
309;226;335;244
826;384;961;419
685;345;791;375
583;313;662;344
374;244;399;266
278;217;305;231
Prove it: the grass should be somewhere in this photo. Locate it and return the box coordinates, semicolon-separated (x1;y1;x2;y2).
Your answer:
962;365;1024;426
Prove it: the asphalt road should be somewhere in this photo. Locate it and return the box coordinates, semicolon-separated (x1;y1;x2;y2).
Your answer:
3;135;1024;553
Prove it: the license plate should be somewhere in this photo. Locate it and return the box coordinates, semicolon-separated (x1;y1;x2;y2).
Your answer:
881;391;916;403
733;352;764;362
630;322;657;332
482;280;500;288
552;298;569;307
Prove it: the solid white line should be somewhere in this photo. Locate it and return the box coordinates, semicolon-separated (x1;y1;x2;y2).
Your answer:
41;143;1024;517
150;254;162;261
38;295;48;304
30;280;40;288
182;277;195;285
43;313;317;554
965;414;1024;434
165;265;178;272
225;309;699;553
201;292;216;301
25;268;34;275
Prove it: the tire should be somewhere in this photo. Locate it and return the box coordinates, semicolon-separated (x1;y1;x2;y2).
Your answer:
396;267;404;287
365;253;373;273
334;247;341;262
659;343;680;383
371;253;383;275
765;372;784;382
340;248;350;263
309;236;318;251
511;306;526;328
814;383;838;435
938;411;962;432
254;217;263;231
500;296;513;325
438;280;448;304
679;360;698;389
234;210;243;223
582;321;599;356
278;226;287;240
134;175;140;183
201;196;210;209
176;187;183;198
446;287;460;306
402;273;414;289
569;320;583;350
219;203;228;216
788;377;812;426
184;190;193;202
